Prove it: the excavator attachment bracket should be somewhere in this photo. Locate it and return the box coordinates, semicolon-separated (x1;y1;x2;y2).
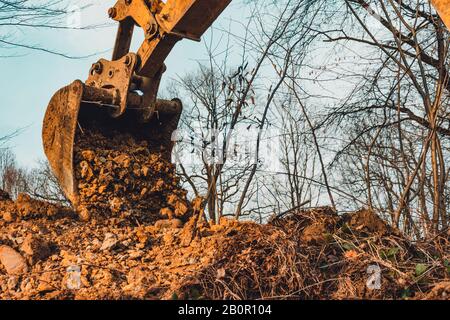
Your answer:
86;53;138;117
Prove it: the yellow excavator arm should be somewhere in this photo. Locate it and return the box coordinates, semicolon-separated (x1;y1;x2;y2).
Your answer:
87;0;232;120
431;0;450;30
42;0;231;207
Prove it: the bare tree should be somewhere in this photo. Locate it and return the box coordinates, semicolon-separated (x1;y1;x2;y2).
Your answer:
312;0;449;234
0;0;96;58
168;0;325;223
0;148;27;198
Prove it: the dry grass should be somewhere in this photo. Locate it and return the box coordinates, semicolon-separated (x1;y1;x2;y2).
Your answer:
195;208;450;300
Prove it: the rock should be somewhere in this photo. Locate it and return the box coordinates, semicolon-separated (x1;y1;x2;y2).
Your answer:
78;206;91;222
81;150;95;162
60;250;79;267
0;196;18;222
2;210;16;222
155;218;183;230
123;266;153;298
171;219;184;229
37;281;55;293
98;185;107;194
167;194;179;207
141;166;150;177
135;228;149;246
20;234;52;264
109;197;123;214
174;201;189;216
100;233;118;251
73;127;193;222
7;276;19;291
179;217;197;247
113;154;130;165
159;207;174;219
21;277;34;293
79;161;94;180
167;194;190;217
0;245;28;275
140;188;148;196
128;250;144;259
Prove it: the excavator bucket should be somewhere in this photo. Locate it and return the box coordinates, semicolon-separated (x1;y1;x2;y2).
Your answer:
42;80;182;209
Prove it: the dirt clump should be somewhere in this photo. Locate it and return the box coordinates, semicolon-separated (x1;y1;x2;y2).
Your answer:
20;234;54;264
15;193;72;220
73;127;192;223
0;192;71;222
0;245;28;276
342;209;395;236
0;195;16;222
421;282;450;300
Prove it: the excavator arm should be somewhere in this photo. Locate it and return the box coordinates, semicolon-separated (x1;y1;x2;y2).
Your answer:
43;0;231;207
431;0;450;30
86;0;231;119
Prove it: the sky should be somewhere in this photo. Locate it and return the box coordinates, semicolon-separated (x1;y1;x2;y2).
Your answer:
0;0;246;168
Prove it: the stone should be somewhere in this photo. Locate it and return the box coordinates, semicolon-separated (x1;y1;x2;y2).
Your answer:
2;211;16;222
155;218;183;230
109;197;123;214
123;266;152;298
159;207;174;219
7;276;18;290
78;206;91;222
81;150;95;162
0;245;28;275
100;233;118;251
20;234;52;263
128;250;144;260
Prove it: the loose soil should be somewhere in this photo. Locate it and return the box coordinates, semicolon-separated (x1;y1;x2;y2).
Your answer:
0;126;448;300
73;126;192;223
0;196;448;300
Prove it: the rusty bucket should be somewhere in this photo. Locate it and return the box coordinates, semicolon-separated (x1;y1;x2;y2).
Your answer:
42;80;182;209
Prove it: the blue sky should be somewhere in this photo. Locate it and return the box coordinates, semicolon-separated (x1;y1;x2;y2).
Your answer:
0;0;246;168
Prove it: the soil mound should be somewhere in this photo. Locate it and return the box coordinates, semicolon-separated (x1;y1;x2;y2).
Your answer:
0;194;448;300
